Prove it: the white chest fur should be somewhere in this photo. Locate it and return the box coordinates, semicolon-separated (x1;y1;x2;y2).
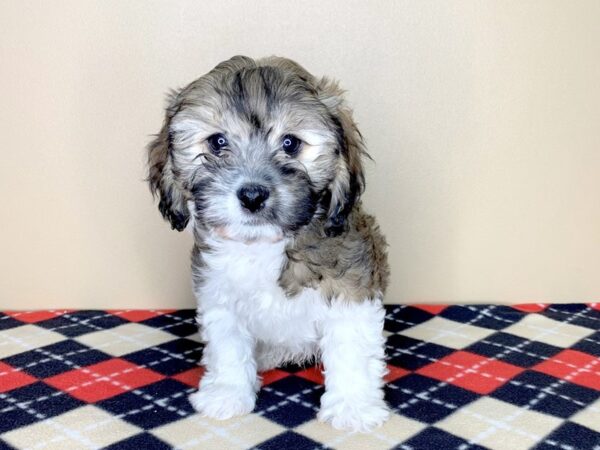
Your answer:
195;237;327;349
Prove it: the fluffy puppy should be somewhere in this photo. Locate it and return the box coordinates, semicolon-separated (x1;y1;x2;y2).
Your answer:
147;56;390;432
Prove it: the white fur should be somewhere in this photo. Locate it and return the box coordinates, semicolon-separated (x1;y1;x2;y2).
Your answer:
189;236;389;432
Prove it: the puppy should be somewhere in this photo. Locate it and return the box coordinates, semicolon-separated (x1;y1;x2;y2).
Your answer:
147;56;390;432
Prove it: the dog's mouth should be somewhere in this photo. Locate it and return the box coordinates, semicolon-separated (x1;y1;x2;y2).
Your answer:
211;224;284;244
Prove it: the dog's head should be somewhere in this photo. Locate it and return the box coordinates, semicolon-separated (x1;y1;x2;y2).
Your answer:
148;56;367;241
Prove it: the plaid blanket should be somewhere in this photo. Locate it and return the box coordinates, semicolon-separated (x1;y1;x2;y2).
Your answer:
0;304;598;449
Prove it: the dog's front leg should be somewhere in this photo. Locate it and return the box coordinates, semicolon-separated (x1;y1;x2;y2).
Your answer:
318;299;390;432
189;307;258;419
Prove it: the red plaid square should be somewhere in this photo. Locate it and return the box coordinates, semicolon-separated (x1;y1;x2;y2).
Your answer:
45;358;165;402
511;304;548;313
413;304;448;315
4;310;72;323
261;369;291;386
385;364;410;383
294;365;325;384
296;366;324;385
0;362;37;393
171;366;326;388
417;350;524;394
533;349;600;390
107;310;177;322
172;366;204;387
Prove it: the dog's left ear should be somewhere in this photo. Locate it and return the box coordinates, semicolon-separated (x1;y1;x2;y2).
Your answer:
316;78;367;237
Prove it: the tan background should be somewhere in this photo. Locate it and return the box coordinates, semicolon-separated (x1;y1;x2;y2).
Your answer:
1;1;599;309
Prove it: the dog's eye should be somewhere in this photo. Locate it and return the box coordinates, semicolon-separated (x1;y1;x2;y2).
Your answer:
207;133;228;154
281;135;301;155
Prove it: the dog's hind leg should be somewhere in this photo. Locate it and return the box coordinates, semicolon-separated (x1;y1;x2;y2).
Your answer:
255;342;286;372
255;341;319;372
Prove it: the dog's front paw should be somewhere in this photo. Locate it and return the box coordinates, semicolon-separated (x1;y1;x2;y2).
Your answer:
189;384;255;420
318;392;390;432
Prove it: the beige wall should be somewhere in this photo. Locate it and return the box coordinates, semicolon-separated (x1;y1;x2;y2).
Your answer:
1;1;599;309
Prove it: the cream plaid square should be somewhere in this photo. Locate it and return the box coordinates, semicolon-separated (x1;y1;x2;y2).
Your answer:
296;413;426;450
436;397;563;450
400;316;496;349
0;405;140;449
0;325;66;358
74;323;176;356
151;413;285;449
502;314;595;347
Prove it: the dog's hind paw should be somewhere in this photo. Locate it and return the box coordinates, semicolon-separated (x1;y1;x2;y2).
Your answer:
189;384;255;420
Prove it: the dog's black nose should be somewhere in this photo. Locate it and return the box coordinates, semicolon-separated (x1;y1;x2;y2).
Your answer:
237;184;270;212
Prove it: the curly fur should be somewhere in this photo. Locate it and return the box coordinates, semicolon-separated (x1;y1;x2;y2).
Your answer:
147;56;390;432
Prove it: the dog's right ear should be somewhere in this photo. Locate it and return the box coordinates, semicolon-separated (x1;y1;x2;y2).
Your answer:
316;78;367;237
147;91;190;231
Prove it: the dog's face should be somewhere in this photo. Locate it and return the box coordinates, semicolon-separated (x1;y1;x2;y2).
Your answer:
148;56;366;241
